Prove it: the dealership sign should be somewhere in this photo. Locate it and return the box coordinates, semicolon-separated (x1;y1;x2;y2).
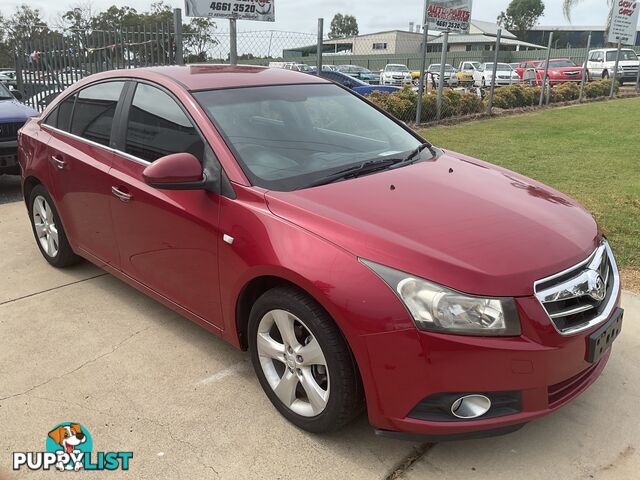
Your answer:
184;0;275;21
426;0;473;33
608;0;639;45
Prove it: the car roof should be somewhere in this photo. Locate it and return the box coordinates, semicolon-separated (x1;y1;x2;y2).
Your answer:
78;64;328;91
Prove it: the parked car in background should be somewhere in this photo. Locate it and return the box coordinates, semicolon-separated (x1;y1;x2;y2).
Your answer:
426;64;459;87
534;58;584;85
514;60;542;79
0;81;38;175
473;63;520;87
321;65;338;72
458;61;481;75
455;68;474;86
380;64;412;86
19;65;623;441
268;62;312;73
586;48;639;85
337;65;380;84
311;70;400;96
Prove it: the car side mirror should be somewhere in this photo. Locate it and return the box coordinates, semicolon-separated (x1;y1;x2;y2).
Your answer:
142;152;206;190
11;90;24;101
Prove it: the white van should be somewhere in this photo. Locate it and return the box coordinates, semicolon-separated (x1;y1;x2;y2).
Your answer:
586;48;639;85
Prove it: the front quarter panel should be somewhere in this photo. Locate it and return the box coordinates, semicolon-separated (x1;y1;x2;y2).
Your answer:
217;184;416;424
18;118;53;199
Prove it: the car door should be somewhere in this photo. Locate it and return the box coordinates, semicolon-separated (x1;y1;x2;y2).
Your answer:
589;52;604;79
108;81;224;328
44;80;126;265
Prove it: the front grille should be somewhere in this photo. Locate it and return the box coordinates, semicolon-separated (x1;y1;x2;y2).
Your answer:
0;121;25;141
548;362;599;408
534;240;619;335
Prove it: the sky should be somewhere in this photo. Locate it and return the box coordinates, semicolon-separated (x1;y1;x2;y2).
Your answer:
1;0;615;33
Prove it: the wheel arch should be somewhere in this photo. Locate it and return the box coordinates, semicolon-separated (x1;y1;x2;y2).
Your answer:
22;175;42;207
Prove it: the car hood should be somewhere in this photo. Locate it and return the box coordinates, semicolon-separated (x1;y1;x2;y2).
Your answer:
265;150;599;297
0;98;39;121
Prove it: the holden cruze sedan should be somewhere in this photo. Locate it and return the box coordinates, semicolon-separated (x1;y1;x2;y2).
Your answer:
18;65;623;440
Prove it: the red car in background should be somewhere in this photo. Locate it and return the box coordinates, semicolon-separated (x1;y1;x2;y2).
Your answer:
534;58;584;85
17;65;623;441
514;60;541;79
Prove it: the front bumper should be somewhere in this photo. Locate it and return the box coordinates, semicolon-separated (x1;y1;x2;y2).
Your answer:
362;294;622;439
0;139;19;171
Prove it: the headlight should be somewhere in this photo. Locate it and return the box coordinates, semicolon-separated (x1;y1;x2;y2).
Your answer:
550;70;559;76
361;259;521;336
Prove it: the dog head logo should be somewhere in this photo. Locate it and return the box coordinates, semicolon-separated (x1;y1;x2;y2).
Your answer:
46;422;92;471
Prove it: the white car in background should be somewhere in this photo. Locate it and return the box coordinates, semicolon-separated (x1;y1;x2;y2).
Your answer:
380;64;412;86
586;48;639;85
473;63;520;87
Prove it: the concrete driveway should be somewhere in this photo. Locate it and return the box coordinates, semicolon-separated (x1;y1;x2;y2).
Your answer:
0;199;638;479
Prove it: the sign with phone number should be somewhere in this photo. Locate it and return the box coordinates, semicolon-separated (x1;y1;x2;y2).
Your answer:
426;0;473;33
184;0;275;21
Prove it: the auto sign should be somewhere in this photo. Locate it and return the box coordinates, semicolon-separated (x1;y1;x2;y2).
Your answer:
184;0;275;22
608;0;640;45
426;0;473;33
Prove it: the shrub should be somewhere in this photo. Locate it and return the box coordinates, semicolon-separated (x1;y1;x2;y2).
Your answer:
368;87;416;121
553;82;580;102
584;79;618;98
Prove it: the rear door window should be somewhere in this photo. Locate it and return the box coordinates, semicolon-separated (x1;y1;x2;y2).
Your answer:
44;93;76;131
124;83;204;163
70;81;125;146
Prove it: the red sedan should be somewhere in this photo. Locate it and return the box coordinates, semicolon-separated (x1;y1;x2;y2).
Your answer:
534;58;585;85
18;65;622;440
514;60;541;79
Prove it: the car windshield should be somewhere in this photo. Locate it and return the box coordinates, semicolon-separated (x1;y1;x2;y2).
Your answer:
547;59;577;68
429;65;455;72
0;82;13;100
386;65;409;72
194;84;425;191
606;50;638;61
485;63;512;71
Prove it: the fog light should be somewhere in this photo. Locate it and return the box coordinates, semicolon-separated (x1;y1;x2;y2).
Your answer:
450;394;491;419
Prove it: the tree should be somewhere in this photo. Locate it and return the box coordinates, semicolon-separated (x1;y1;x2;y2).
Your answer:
497;0;545;40
183;17;218;63
328;13;359;39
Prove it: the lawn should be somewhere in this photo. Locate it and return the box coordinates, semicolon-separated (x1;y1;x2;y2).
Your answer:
418;98;640;292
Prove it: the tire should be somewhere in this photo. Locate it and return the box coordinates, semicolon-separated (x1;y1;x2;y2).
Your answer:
482;77;486;88
28;184;80;268
602;70;609;80
248;287;364;433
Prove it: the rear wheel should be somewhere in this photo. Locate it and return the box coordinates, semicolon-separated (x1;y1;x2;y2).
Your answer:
602;70;609;80
28;185;80;268
248;287;363;433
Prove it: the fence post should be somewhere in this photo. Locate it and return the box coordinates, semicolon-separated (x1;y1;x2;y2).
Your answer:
579;32;591;102
415;0;431;124
486;28;502;115
229;18;238;65
636;50;640;92
539;32;553;106
15;48;24;96
173;8;184;65
436;31;449;121
610;40;621;98
317;18;323;72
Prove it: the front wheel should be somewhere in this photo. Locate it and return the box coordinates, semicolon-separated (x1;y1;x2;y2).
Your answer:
249;287;363;433
28;184;80;267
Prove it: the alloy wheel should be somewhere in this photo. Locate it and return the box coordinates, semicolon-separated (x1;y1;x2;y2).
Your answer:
32;195;59;257
256;309;329;417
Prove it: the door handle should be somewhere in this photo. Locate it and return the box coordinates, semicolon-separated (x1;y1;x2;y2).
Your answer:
111;186;132;202
49;155;66;170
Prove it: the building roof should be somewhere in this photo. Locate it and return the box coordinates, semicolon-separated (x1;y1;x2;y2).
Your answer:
470;20;517;39
529;25;640;32
429;33;545;49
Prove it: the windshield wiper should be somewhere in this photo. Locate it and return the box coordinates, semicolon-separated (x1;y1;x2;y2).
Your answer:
304;143;437;188
305;158;402;188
